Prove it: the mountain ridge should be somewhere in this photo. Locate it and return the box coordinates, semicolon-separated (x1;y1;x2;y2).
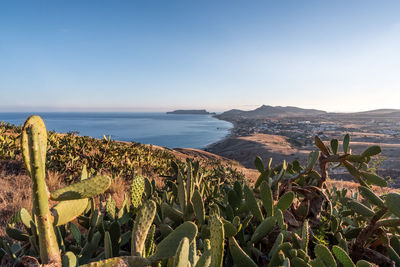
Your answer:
216;105;327;119
216;105;400;120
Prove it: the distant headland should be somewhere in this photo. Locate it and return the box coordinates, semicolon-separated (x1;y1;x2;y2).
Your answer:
166;109;216;115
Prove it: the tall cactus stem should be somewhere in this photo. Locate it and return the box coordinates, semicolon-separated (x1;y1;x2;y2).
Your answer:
21;116;60;265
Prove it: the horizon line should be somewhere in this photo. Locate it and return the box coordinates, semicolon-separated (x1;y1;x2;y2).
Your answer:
1;105;399;114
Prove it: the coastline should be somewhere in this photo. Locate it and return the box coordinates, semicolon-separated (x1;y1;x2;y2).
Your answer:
204;115;236;150
204;115;310;169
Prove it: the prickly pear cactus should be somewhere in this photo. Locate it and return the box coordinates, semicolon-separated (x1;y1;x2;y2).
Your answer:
4;118;399;267
21;115;60;265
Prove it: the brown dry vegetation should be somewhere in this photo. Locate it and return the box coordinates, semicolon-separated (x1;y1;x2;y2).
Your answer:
207;133;312;168
0;170;32;237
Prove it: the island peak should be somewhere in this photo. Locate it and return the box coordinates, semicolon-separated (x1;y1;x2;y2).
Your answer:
167;109;216;115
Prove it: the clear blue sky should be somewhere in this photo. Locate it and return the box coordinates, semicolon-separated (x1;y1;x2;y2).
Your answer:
1;1;399;112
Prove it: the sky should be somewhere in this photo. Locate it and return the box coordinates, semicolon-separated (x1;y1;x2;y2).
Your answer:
0;1;399;113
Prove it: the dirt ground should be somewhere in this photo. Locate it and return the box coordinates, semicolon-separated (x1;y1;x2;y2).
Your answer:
207;133;400;186
206;133;312;168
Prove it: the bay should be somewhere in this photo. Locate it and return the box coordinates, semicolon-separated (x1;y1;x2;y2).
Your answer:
0;112;232;149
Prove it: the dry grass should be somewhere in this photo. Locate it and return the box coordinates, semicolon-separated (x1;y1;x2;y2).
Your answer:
106;176;130;208
46;171;66;192
0;165;66;237
0;170;32;237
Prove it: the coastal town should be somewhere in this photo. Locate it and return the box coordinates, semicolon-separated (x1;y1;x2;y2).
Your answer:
207;107;400;186
226;114;400;145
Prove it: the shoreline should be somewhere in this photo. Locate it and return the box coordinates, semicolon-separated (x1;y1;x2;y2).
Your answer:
203;115;237;150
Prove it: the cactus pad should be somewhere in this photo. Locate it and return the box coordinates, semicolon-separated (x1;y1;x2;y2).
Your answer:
21;115;47;177
229;236;258;267
210;215;224;267
251;216;276;243
131;200;157;256
244;185;264;222
314;244;336;267
130;175;145;209
277;192;295;211
173;237;190;267
51;198;89;226
50;175;111;201
150;221;197;261
332;245;355;267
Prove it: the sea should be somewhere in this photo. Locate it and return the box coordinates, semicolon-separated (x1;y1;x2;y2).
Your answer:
0;112;232;149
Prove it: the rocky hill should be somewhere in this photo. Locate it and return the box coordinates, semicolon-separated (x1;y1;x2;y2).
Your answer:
216;105;326;120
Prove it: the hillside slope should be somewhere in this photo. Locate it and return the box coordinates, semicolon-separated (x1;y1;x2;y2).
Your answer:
216;105;326;120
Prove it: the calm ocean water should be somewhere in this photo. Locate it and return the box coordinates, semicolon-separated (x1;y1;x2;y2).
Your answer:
0;112;232;149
